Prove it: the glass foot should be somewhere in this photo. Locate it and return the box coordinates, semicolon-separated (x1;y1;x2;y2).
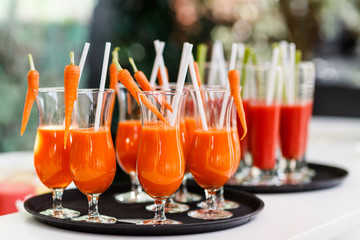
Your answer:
146;201;189;213
188;209;233;220
40;208;80;219
72;214;117;224
137;218;182;225
174;191;202;203
114;191;153;203
196;199;239;210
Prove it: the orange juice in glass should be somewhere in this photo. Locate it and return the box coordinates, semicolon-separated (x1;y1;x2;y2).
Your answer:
187;88;235;220
33;88;80;219
114;84;151;203
70;89;117;224
137;90;185;225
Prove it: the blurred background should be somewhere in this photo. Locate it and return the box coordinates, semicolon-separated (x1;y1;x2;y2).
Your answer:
1;0;360;153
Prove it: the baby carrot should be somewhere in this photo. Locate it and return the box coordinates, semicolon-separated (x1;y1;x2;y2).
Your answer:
193;61;202;87
157;67;169;86
114;60;168;125
129;58;173;112
64;51;80;147
228;69;247;140
109;47;120;90
20;54;39;135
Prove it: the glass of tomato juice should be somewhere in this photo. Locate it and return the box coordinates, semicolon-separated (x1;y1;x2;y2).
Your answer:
70;89;117;224
33;88;80;219
136;90;186;225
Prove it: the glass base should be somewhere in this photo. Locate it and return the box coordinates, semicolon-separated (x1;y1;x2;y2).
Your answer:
242;167;281;186
40;208;80;219
137;218;182;225
174;191;202;203
146;201;189;213
114;191;153;203
71;214;117;224
278;158;315;184
197;199;239;210
188;209;233;220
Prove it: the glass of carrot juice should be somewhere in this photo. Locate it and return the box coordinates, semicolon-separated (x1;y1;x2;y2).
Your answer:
187;88;235;220
114;84;152;203
70;89;117;224
246;64;283;185
136;90;185;225
33;88;80;219
278;61;315;184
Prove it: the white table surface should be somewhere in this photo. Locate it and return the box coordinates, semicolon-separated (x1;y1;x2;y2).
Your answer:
1;116;360;240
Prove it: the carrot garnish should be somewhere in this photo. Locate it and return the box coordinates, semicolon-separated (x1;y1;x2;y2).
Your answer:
129;58;173;112
193;61;202;87
20;54;39;135
109;47;120;90
157;67;168;86
114;60;168;125
228;69;247;140
64;51;80;147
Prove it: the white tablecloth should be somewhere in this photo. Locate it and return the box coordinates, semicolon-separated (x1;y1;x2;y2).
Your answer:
1;116;360;240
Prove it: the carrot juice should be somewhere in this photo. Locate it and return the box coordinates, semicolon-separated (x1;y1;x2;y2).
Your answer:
70;128;116;195
137;125;185;198
115;120;141;174
34;126;72;189
248;103;280;170
280;102;313;159
188;129;234;189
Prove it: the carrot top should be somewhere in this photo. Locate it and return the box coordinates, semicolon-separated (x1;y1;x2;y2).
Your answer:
114;59;168;125
228;69;247;140
20;54;39;135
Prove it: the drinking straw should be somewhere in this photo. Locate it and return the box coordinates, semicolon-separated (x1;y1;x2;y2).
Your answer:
78;42;90;85
219;43;237;128
265;46;280;105
237;43;245;62
280;41;291;103
207;42;219;85
196;43;208;83
156;40;170;87
94;42;111;131
188;53;208;130
169;42;192;126
216;41;228;87
289;43;296;104
149;40;164;86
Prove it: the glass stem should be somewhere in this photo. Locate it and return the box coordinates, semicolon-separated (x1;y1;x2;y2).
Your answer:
52;188;64;211
216;187;225;203
154;199;167;222
205;189;217;211
87;194;100;218
130;172;143;198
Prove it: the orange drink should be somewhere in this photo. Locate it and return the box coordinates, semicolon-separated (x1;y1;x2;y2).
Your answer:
137;125;185;198
115;120;141;174
34;126;72;189
70;128;116;195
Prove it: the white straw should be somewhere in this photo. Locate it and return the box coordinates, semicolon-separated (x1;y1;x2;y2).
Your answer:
188;53;208;130
78;42;90;85
94;42;111;131
265;47;280;105
237;43;245;63
208;42;219;85
169;42;192;126
280;41;290;103
156;41;170;87
219;43;237;127
149;40;164;86
289;43;296;104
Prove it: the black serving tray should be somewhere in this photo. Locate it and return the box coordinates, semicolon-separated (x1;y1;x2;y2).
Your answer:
24;184;264;235
227;162;348;193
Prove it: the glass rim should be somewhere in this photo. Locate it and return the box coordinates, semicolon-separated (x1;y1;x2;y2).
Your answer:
189;87;230;94
138;89;185;97
36;87;115;94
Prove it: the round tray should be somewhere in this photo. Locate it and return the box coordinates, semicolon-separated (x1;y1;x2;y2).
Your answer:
24;184;264;235
227;162;348;193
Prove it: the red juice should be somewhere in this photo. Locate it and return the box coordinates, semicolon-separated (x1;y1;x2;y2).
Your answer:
248;103;280;170
280;102;313;159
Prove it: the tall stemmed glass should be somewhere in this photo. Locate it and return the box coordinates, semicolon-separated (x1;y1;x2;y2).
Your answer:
137;90;186;225
188;88;235;220
114;84;152;203
70;89;117;223
33;88;80;219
